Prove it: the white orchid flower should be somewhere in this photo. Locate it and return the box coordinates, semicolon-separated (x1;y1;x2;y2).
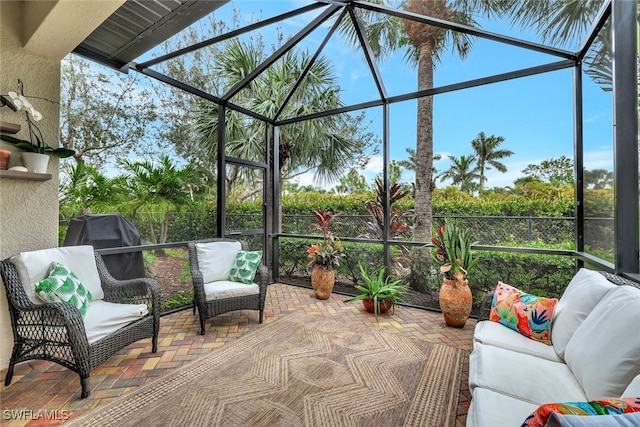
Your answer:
7;91;22;109
31;110;43;121
18;95;33;111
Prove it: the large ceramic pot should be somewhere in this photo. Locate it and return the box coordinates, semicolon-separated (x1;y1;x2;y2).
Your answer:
439;273;472;328
311;265;335;300
362;298;393;314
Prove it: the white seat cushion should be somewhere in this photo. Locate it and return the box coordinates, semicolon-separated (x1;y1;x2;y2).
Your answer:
473;320;562;362
11;245;104;303
84;300;149;344
196;241;242;283
469;343;587;404
204;280;259;301
564;285;640;400
467;387;538;427
551;269;615;358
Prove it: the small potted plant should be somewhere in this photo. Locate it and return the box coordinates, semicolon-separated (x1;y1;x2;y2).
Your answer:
307;209;345;299
1;80;74;173
344;263;409;323
431;217;478;328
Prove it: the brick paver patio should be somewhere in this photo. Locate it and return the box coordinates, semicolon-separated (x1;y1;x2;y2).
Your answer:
0;283;475;426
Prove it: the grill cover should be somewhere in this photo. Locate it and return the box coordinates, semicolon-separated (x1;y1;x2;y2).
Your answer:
63;214;145;280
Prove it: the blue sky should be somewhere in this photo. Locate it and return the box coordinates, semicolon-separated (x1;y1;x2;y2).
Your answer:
141;0;614;190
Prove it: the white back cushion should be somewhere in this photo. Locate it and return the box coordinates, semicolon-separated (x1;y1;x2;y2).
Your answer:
196;241;242;283
11;245;104;303
564;285;640;400
623;374;640;396
551;268;616;358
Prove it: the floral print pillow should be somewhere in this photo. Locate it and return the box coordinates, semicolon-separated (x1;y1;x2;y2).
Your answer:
489;282;558;345
522;397;640;427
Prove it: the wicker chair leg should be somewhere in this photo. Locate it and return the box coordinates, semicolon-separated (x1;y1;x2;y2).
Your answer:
200;319;206;335
152;334;158;353
4;362;14;386
80;376;90;398
259;309;264;324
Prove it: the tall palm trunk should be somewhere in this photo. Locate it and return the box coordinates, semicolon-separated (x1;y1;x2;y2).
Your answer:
411;42;435;292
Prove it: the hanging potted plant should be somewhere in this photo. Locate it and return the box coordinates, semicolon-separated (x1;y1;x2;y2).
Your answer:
344;263;409;323
431;217;478;328
306;209;345;300
1;80;74;173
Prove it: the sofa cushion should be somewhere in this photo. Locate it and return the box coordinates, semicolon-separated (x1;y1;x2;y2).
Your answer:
490;282;558;345
83;300;149;344
469;343;587;403
624;375;640;396
467;387;539;427
473;320;562;362
35;262;92;316
204;280;259;301
228;250;262;284
546;412;640;427
196;241;242;283
522;398;640;427
11;245;104;303
565;285;640;400
551;269;616;358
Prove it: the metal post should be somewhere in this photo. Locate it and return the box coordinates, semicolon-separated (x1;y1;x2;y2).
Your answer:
612;0;639;274
272;126;281;280
573;63;585;270
383;103;390;272
216;105;226;238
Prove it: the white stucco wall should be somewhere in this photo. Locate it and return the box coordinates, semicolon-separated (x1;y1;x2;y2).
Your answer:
0;0;62;370
0;0;125;371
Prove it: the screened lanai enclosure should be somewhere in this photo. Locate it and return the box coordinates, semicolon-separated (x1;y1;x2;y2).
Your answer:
70;0;638;310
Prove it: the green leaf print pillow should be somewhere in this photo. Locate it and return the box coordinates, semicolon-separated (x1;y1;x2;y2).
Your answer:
229;250;263;284
35;262;92;316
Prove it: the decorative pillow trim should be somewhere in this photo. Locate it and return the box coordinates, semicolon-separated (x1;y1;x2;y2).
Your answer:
35;262;92;316
522;397;640;427
229;250;263;284
489;282;558;345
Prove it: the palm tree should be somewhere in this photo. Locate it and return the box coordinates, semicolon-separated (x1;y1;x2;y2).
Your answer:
60;162;125;216
346;0;500;290
440;154;480;194
191;38;370;222
118;156;198;251
397;147;442;191
470;132;513;192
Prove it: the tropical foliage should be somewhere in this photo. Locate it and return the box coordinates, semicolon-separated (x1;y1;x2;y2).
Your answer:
431;217;478;280
307;210;345;270
343;263;409;321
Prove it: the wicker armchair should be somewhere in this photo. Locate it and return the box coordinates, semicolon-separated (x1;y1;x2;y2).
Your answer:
188;238;268;335
0;247;159;398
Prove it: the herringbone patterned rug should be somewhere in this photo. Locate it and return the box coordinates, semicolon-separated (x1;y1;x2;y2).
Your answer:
68;312;465;427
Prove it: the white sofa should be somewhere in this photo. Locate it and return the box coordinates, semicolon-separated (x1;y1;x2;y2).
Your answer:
467;268;640;426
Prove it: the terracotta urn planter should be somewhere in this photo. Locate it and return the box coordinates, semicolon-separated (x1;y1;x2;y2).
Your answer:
362;298;393;314
439;273;472;328
311;265;335;300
